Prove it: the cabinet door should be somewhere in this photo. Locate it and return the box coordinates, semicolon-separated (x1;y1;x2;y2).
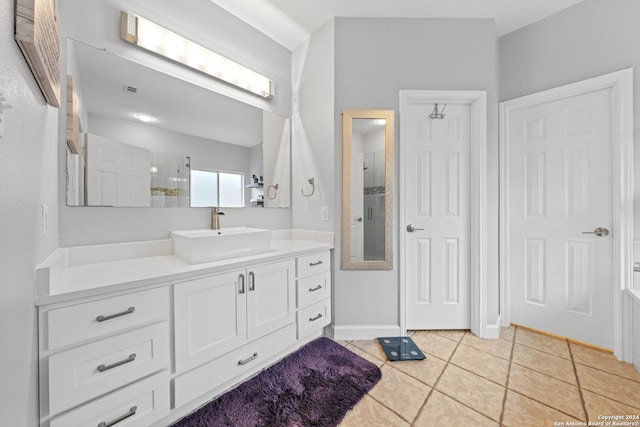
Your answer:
247;260;295;340
174;270;247;373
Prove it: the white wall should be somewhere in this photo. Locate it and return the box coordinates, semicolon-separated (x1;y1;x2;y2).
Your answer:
0;0;60;424
57;0;293;247
499;0;640;237
331;18;500;332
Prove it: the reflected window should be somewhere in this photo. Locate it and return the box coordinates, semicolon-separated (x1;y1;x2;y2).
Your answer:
190;170;244;207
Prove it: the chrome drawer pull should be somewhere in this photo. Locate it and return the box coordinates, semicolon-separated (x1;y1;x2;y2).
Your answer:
97;353;136;372
309;313;323;322
249;271;256;291
239;274;246;294
96;307;135;322
238;352;259;366
308;285;323;292
309;260;323;267
98;406;137;427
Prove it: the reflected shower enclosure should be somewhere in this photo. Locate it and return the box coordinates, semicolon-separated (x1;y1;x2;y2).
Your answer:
342;110;394;270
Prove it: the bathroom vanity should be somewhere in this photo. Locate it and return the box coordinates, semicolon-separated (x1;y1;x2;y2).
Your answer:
35;229;333;427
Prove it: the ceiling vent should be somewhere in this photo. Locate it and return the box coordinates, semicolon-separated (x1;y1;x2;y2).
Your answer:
123;84;139;95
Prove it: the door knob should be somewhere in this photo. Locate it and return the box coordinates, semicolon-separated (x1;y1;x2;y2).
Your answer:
406;224;425;232
582;227;609;237
355;217;363;222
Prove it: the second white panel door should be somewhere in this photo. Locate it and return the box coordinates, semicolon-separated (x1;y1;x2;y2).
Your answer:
507;88;613;349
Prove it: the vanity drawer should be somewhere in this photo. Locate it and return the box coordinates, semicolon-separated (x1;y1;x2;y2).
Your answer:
50;371;170;427
297;271;331;309
296;251;330;278
48;321;169;415
174;323;296;408
46;286;168;351
297;299;331;339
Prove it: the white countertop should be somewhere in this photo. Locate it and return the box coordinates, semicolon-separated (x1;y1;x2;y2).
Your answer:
36;229;333;306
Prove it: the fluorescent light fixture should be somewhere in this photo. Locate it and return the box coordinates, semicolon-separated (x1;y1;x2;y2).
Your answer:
135;113;156;122
120;11;274;100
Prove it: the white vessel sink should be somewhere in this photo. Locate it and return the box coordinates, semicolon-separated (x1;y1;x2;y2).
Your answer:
172;227;272;264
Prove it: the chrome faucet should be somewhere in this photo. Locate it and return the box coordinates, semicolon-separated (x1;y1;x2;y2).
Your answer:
211;207;225;230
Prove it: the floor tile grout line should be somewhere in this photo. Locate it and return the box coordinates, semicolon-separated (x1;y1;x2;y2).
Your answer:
448;359;509;389
572;360;640;385
567;342;589;421
512;334;640;384
507;329;588;421
506;388;592;422
499;325;517;426
575;384;640;412
511;340;573;360
508;360;580;387
355;339;430;425
409;332;506;426
409;331;464;426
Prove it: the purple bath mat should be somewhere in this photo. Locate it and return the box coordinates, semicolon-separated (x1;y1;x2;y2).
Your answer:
172;337;382;427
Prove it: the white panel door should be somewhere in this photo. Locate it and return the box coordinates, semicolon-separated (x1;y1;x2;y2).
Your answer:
508;89;613;348
404;104;471;329
86;133;151;207
247;260;295;341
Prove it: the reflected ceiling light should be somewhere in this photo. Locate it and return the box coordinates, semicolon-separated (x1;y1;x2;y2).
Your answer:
120;11;274;100
135;113;156;122
373;119;386;126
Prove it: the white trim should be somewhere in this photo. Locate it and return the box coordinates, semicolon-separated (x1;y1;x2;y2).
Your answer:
499;69;634;361
331;324;402;341
399;90;489;337
484;315;502;339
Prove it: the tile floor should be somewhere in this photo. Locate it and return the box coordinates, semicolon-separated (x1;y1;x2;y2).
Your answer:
338;327;640;426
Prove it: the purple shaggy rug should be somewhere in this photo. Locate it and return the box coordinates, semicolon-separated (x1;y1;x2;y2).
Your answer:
173;337;381;427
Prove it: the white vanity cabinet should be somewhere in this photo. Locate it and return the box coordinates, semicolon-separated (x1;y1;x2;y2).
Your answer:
36;232;334;426
296;251;332;338
172;258;297;407
38;287;171;427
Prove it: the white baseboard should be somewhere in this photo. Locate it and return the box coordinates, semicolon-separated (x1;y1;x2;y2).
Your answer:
330;324;402;341
484;315;502;339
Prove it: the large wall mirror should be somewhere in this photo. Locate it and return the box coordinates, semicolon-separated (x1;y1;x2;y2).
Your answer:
342;110;394;270
64;39;290;208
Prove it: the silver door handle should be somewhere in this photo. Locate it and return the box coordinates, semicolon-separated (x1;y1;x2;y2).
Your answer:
582;227;609;237
406;224;425;233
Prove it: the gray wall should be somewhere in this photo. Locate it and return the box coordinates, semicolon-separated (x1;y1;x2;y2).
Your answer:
0;0;60;424
291;20;336;233
331;18;500;329
500;0;640;236
57;0;293;247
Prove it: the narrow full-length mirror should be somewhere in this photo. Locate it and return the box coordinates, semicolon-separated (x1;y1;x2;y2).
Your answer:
342;110;394;270
64;39;290;208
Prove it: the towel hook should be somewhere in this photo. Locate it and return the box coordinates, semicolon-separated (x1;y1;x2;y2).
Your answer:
301;177;315;197
267;183;279;199
429;103;446;119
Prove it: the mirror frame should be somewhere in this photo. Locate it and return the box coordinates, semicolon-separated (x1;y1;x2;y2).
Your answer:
342;109;394;270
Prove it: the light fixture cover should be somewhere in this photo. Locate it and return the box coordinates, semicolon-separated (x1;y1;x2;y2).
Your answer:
120;11;274;100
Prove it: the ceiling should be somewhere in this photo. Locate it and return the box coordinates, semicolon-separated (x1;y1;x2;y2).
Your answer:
210;0;585;50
